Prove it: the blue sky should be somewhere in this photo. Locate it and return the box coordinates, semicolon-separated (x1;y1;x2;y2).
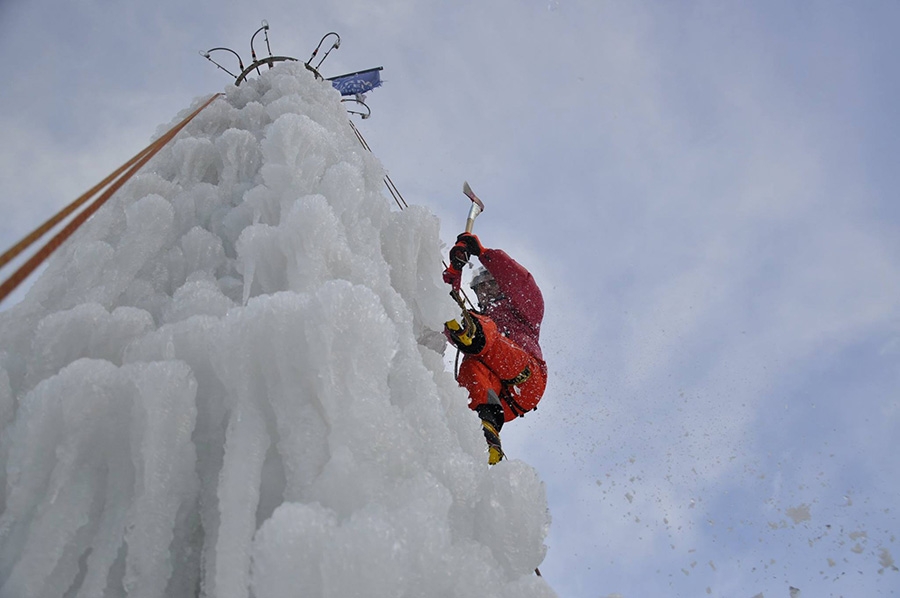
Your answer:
2;1;899;596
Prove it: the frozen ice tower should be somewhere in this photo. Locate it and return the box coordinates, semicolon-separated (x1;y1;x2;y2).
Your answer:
0;63;554;598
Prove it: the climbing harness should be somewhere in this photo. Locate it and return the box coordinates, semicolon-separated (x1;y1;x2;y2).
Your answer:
499;385;530;419
502;366;531;388
0;93;224;306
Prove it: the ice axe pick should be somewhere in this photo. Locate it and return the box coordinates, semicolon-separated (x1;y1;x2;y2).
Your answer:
462;181;484;233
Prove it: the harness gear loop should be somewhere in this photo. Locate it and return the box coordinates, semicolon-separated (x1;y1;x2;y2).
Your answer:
500;387;527;418
499;366;534;418
502;365;531;387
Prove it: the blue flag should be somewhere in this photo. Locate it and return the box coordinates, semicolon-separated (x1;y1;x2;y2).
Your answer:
328;67;383;96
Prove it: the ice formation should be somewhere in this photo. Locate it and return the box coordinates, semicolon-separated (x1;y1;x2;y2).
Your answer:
0;62;554;598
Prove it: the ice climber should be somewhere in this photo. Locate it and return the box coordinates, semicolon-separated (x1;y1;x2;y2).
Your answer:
442;232;547;465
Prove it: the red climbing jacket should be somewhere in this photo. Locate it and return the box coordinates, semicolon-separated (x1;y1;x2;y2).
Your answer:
476;248;544;362
457;248;547;422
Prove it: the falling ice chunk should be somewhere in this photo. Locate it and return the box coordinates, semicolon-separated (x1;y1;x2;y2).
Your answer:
785;503;811;524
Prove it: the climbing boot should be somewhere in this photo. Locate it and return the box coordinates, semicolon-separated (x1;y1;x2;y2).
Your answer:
487;444;504;466
443;313;486;355
482;420;504;465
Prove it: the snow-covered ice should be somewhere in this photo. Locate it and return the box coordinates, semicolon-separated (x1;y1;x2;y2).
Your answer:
0;62;554;598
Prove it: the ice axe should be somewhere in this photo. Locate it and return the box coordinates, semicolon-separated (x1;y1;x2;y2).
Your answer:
446;182;485;347
454;180;485;289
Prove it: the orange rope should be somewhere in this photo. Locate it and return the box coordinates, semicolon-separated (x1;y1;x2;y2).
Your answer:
0;93;224;306
1;141;161;271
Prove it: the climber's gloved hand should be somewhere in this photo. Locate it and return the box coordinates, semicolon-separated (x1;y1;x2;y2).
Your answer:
442;265;462;291
455;232;483;257
449;243;470;271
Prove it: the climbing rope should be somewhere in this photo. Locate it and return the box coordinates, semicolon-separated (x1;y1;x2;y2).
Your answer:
348;119;409;210
347;118;483;321
0;93;224;306
348;118;482;378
